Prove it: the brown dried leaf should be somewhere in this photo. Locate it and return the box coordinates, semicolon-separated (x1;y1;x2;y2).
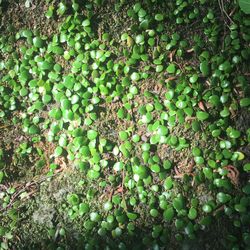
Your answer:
198;101;206;111
224;165;239;186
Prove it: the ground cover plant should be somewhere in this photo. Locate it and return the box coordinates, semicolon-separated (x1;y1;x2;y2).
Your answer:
0;0;250;249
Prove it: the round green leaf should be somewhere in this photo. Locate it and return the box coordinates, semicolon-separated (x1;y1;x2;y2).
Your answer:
196;111;209;121
163;207;174;221
188;207;197;220
33;37;44;48
164;177;173;190
131;72;140;81
167;64;176;74
87;169;100;179
243;163;250;172
155;14;164;21
54;146;63;157
87;130;98;140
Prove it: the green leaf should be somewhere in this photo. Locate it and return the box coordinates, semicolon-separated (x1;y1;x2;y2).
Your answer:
131;72;140;81
157;125;168;136
163;207;174;221
150;164;160;173
33;37;44;48
220;108;230;118
240;97;250;107
155;14;164;21
203;167;213;179
57;2;67;15
141;143;150;151
189;74;198;83
80;146;91;157
132;165;148;179
61;99;71;110
125;212;137;221
20;88;28;97
87;130;98;140
243;163;250;172
234;203;246;213
164;177;173;190
0;171;4;183
243;183;250;194
103;201;113;211
132;134;140;143
156;65;163;72
194;156;204;164
117;108;126;119
148;37;155;46
45;5;54;18
150;209;159;217
196;111;209;121
165;89;175;100
228;129;241;139
38;61;53;71
211;129;221;137
167;63;176;74
28;125;40;135
54;146;63;157
113;162;124;171
67;194;79;206
22;29;32;38
176;100;187;109
119;131;128;141
135;34;144;44
219;61;231;72
121;33;128;41
138;8;146;18
216;192;232;203
87;169;100;179
129;85;138;95
63;75;74;89
188;207;197;220
202;204;212;213
169;136;178;146
239;0;250;14
133;3;141;12
79;203;90;215
150;134;160;144
141;113;152;123
82;19;90;27
209;95;220;107
163;160;172;170
200;61;210;76
173;197;184;211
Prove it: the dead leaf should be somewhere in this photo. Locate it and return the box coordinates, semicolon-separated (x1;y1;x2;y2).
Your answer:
168;49;176;62
198;101;206;111
166;76;177;82
223;165;239;186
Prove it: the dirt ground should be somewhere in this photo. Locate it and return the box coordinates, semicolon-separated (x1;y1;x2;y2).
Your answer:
0;0;250;249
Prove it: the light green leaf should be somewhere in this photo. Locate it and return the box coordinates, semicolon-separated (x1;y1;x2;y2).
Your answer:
239;0;250;14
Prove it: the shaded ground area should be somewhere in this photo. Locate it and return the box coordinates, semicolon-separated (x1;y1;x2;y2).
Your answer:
0;0;59;36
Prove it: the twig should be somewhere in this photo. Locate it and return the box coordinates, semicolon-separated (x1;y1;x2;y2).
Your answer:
229;7;236;17
218;0;234;27
0;170;62;212
185;116;196;122
0;124;12;130
213;205;225;216
0;184;7;191
221;0;234;24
